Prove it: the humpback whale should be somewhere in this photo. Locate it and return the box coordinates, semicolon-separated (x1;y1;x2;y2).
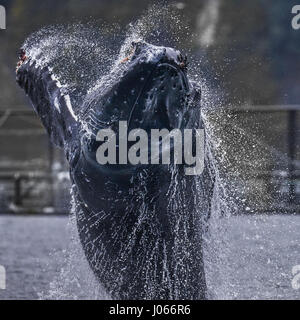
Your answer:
16;41;215;300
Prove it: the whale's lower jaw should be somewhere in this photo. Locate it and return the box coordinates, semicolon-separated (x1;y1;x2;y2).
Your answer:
73;166;207;300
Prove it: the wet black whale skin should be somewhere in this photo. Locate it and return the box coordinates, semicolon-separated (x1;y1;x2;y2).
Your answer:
16;42;215;299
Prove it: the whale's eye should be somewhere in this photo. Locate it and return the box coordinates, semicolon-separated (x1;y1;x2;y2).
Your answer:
16;49;28;73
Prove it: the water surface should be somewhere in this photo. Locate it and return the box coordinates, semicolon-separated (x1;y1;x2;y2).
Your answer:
0;215;299;300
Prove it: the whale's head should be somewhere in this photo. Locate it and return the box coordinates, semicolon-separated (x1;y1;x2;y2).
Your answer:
82;41;200;132
80;41;201;177
119;41;193;131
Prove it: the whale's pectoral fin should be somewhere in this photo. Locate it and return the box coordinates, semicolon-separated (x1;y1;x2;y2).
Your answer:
16;53;79;148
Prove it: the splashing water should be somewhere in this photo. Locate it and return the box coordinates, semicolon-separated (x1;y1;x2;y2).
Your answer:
39;189;111;300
